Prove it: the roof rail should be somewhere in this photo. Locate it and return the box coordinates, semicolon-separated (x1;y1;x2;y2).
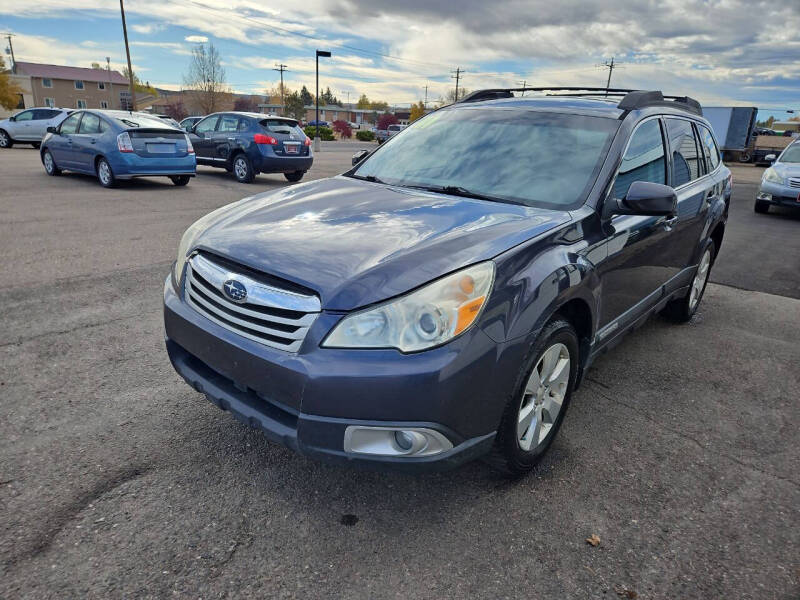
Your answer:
457;87;703;116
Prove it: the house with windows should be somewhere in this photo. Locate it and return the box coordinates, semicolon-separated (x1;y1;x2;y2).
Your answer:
6;61;131;113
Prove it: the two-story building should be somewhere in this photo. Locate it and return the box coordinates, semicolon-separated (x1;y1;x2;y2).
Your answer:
9;62;131;113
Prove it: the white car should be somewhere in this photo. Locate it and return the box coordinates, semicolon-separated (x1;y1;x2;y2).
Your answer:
0;107;72;149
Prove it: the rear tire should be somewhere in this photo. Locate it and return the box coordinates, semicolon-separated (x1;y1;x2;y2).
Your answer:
662;240;715;323
0;129;12;148
96;157;117;188
42;149;61;176
484;318;579;476
232;154;255;183
170;175;191;186
754;200;770;214
284;170;305;182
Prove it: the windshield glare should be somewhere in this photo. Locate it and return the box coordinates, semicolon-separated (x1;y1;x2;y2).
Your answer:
780;146;800;163
352;108;618;208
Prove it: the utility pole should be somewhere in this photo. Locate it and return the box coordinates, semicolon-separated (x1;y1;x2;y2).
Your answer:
106;56;114;108
517;79;527;96
451;67;463;102
315;49;331;151
3;33;15;73
119;0;136;111
423;84;428;108
601;57;616;96
273;63;288;115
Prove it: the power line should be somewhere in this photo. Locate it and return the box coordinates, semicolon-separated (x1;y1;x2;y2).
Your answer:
598;57;622;96
517;79;527;96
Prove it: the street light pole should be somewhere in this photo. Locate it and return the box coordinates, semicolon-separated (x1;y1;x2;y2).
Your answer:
315;49;331;152
119;0;136;110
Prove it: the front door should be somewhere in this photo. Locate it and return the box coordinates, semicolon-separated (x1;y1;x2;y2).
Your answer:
71;112;104;172
49;112;82;167
189;115;219;163
213;113;242;163
9;109;35;140
596;117;678;330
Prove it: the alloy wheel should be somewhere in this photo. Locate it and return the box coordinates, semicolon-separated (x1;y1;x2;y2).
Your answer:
44;152;54;173
517;342;570;452
234;157;248;180
98;160;111;185
0;131;8;147
689;249;711;311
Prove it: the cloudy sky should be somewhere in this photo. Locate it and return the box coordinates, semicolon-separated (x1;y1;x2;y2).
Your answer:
1;0;798;117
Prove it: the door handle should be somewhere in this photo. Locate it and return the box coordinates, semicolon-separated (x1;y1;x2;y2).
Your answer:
663;215;679;229
227;137;236;141
89;138;97;144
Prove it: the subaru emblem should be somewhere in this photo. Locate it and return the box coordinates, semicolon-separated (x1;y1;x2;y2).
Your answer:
222;279;248;303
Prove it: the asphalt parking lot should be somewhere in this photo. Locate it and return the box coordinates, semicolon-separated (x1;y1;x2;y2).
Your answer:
1;146;798;599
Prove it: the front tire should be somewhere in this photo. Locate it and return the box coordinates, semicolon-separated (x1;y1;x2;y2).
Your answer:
284;170;305;182
96;157;117;188
232;154;255;183
42;149;61;176
754;200;770;214
0;129;13;148
170;175;191;186
485;318;579;476
662;240;715;323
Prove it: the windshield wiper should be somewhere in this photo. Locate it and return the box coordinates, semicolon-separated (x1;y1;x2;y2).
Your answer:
346;174;387;184
403;184;525;206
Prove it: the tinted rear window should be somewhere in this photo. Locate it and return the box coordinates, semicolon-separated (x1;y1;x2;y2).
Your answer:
260;119;303;135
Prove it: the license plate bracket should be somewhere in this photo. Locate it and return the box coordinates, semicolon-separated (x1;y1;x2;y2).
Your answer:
147;143;174;153
284;143;300;155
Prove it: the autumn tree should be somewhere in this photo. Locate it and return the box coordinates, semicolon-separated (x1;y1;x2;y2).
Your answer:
233;96;259;112
0;56;23;110
122;66;158;97
356;94;388;111
377;112;399;130
332;120;352;138
163;100;188;121
183;43;228;114
409;101;426;122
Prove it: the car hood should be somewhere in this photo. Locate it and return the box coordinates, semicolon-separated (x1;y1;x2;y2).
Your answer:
192;176;570;310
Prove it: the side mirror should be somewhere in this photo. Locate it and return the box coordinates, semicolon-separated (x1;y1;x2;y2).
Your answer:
352;149;369;166
603;181;677;219
47;126;58;134
9;116;15;122
764;154;776;162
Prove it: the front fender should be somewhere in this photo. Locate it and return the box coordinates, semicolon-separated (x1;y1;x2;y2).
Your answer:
480;237;598;345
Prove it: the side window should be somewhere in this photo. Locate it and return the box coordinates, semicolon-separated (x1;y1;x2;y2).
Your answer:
237;118;251;132
32;109;49;120
218;114;240;132
612;119;666;199
700;125;720;171
15;110;34;122
78;113;101;134
98;119;110;133
59;113;82;135
194;115;219;134
666;119;702;186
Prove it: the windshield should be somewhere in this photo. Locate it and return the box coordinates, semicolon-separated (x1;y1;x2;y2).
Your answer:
780;145;800;163
351;108;619;208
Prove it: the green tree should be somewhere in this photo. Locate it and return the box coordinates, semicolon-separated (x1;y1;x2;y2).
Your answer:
356;94;388;111
122;66;158;97
0;56;23;110
284;90;306;120
300;85;313;106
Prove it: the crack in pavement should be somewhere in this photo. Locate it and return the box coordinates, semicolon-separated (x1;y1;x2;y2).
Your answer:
583;380;800;490
0;311;155;349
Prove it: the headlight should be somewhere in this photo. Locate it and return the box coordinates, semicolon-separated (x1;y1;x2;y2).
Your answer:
763;167;783;184
323;262;495;352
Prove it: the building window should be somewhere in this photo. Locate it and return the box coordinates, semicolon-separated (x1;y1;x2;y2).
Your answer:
76;100;87;109
44;98;55;108
98;81;106;90
42;78;53;88
100;100;109;109
75;80;85;90
16;94;25;109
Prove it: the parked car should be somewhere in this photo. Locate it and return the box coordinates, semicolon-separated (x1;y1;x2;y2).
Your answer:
187;112;312;183
755;141;800;213
0;107;72;149
152;114;181;128
376;123;405;144
180;116;203;131
307;120;328;127
164;88;729;474
40;110;196;188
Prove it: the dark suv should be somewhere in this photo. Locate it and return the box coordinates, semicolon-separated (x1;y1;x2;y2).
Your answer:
164;88;730;474
188;112;312;183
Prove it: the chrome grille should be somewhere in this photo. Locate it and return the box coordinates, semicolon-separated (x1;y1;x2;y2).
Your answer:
185;254;320;352
788;177;800;189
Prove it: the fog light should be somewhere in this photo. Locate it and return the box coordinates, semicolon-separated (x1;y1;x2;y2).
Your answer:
757;192;772;201
343;426;453;457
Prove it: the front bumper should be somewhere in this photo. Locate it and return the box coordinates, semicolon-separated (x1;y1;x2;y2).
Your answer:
757;181;800;207
112;153;197;178
163;276;517;471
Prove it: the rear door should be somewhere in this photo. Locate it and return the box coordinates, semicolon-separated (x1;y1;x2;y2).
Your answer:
49;112;82;167
189;115;219;162
30;109;58;139
661;118;714;291
596;117;678;329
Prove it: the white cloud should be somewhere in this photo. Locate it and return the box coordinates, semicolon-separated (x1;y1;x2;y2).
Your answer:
132;23;164;34
184;35;209;43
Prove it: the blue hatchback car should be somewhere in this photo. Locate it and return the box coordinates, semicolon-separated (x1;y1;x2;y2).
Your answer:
40;110;196;187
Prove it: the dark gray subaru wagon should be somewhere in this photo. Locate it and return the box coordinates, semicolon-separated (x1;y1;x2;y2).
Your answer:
164;87;730;474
